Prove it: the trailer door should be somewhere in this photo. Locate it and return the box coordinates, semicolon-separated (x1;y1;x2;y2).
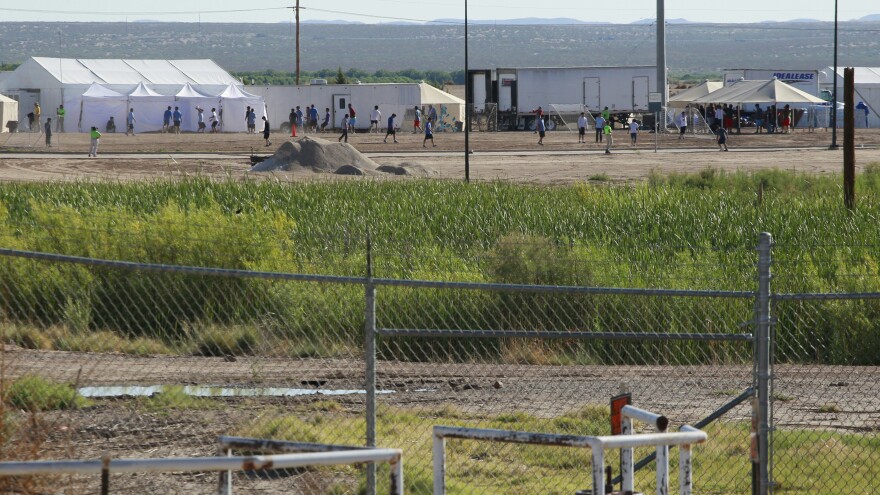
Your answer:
583;78;600;113
332;94;351;129
632;76;649;111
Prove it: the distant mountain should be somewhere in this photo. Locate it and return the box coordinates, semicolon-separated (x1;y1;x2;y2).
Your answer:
300;19;363;25
857;14;880;21
630;18;692;25
429;17;594;25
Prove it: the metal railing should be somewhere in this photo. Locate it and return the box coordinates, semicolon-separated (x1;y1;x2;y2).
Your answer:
432;406;708;495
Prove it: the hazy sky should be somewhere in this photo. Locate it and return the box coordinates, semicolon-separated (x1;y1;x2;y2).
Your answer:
0;1;873;24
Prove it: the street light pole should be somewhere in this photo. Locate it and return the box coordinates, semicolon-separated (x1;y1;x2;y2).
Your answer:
464;0;470;182
295;0;301;86
830;0;839;149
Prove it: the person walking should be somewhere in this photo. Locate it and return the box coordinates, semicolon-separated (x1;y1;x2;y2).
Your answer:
288;108;297;135
428;105;438;126
321;108;331;132
753;104;763;134
56;104;65;132
595;114;605;143
309;105;319;132
577;112;587;143
677;111;687;140
716;124;729;151
347;104;357;132
384;113;398;143
536;114;546;145
210;108;219;133
295;106;305;134
262;116;271;146
162;106;172;133
413;106;422;133
89;126;101;157
172;106;182;134
629;119;639;145
423;117;436;147
196;107;206;133
245;106;252;132
125;108;136;136
370;105;381;133
44;118;52;147
339;114;349;143
247;108;257;135
533;106;543;134
604;121;613;154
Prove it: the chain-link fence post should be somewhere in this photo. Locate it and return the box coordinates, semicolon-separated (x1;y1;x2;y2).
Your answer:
755;232;773;495
365;233;377;495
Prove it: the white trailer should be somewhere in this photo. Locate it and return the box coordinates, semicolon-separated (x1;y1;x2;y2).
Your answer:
469;66;656;129
245;82;464;132
722;68;820;96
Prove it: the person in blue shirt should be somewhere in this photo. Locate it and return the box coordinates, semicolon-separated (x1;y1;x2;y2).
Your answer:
309;105;319;132
857;101;870;128
172;107;182;134
536;115;546;145
295;106;305;133
162;106;172;133
321;108;331;132
126;108;136;136
423;117;436;147
384;113;398;143
247;109;257;134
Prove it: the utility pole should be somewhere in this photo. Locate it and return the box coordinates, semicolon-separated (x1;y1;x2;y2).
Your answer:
830;0;839;149
464;0;470;182
289;3;301;86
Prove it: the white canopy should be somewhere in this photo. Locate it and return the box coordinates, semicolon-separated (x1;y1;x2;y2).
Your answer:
820;67;880;128
669;81;724;105
0;93;19;133
127;82;176;133
692;79;826;105
63;83;128;133
174;83;219;132
218;84;265;132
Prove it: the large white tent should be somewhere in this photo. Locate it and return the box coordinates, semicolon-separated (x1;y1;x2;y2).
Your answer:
669;81;723;106
218;84;265;133
692;79;826;106
0;93;19;133
820;67;880;128
0;57;246;132
127;82;176;133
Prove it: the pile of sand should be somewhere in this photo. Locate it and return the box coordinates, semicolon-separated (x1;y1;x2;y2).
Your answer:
250;137;437;176
250;136;380;174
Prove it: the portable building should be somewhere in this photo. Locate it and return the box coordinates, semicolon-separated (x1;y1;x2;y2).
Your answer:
469;66;657;129
0;57;244;132
819;67;880;128
246;82;465;132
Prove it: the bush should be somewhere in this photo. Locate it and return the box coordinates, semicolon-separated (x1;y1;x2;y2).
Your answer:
4;376;86;411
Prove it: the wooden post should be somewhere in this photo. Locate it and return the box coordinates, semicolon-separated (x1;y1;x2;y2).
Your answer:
844;67;855;209
295;0;300;86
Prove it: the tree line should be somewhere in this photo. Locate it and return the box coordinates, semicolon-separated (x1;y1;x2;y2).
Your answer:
231;68;466;88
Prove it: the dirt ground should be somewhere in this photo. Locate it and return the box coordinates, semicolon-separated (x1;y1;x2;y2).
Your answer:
2;127;880;184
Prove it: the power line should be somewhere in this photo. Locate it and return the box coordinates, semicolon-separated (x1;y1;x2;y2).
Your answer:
0;7;288;16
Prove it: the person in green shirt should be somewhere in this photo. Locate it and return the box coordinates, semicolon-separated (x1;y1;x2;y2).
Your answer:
56;105;65;132
89;127;101;157
603;122;613;154
601;106;611;125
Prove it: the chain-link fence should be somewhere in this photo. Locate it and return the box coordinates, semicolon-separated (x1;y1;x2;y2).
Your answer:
1;227;878;494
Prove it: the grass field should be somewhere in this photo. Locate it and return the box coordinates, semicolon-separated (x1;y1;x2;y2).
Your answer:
1;167;880;364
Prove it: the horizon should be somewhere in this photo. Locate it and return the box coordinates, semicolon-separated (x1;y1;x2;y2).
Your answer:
0;2;875;25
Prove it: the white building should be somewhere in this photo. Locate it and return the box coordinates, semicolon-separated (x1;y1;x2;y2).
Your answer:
246;82;465;132
0;57;252;132
820;67;880;128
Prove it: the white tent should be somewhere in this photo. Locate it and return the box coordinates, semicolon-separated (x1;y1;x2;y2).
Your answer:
0;57;242;132
669;81;724;106
217;84;265;133
64;83;128;134
174;83;219;132
820;67;880;128
692;79;826;105
127;82;176;133
0;93;19;133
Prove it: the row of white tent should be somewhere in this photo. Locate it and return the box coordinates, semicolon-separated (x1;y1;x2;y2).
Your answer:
64;82;265;133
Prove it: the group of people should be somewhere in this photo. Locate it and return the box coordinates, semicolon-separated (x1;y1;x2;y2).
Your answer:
336;103;437;147
289;104;330;134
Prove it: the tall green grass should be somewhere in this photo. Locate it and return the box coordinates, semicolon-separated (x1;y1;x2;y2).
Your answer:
1;167;879;363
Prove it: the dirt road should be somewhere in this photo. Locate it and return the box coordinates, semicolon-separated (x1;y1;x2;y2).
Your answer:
1;128;878;184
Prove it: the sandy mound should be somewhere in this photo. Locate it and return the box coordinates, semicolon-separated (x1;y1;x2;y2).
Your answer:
250;136;380;173
377;162;440;177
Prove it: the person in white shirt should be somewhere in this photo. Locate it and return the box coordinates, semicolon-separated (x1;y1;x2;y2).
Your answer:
369;105;381;133
577;112;588;143
629;119;639;145
678;111;688;140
